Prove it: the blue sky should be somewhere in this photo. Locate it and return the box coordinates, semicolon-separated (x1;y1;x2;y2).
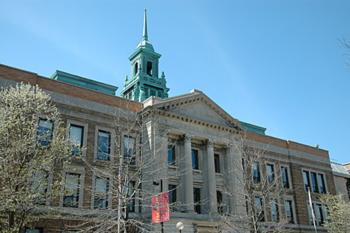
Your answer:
1;0;349;163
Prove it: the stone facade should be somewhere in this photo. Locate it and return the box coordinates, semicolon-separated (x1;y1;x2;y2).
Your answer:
0;64;337;233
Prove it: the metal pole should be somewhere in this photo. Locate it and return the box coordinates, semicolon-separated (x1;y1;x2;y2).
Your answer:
160;179;164;233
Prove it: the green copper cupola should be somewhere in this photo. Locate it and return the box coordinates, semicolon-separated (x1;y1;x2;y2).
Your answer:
121;9;169;102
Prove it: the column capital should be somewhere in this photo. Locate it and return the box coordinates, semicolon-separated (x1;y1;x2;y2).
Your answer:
207;139;214;147
184;134;192;142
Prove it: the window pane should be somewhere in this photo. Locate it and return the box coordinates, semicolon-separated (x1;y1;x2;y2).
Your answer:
192;149;199;170
217;191;223;214
168;184;177;205
311;172;319;193
253;161;261;183
303;171;310;191
128;181;136;212
254;196;264;221
271;200;279;222
69;124;84;156
94;177;109;209
31;171;49;205
315;203;325;226
123;136;135;164
317;174;326;194
63;173;80;208
281;166;290;188
214;154;221;173
193;188;201;214
168;145;176;165
284;200;294;224
37;119;53;146
97;130;111;161
266;164;275;183
25;229;42;233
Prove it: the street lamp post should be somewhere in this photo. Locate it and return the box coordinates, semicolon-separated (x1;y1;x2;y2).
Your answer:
176;222;184;233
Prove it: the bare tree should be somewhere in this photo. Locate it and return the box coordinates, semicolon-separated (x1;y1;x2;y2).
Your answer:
61;103;166;233
0;83;71;233
220;133;291;233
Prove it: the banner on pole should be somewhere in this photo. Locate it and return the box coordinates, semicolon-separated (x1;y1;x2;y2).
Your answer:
151;192;170;224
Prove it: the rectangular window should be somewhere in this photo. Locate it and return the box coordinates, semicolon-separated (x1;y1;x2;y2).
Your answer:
315;203;325;226
31;171;49;205
281;166;290;189
123;136;136;164
128;181;136;212
217;190;223;214
69;124;84;156
304;170;327;194
254;196;265;221
94;177;109;209
252;161;261;183
271;199;279;222
192;149;199;170
311;172;319;193
63;173;80;208
266;163;275;183
167;145;176;166
97;130;111;161
193;188;201;214
284;200;295;224
25;228;43;233
303;170;311;191
317;173;326;194
37;118;53;146
214;154;221;173
168;184;177;204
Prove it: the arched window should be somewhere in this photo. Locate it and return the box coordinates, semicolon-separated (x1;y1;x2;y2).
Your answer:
134;62;138;75
146;61;153;76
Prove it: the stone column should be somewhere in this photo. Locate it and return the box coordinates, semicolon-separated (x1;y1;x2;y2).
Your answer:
159;133;169;192
182;135;194;212
206;140;218;215
225;143;245;215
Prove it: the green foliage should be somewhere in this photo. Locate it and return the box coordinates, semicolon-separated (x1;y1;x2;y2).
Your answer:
0;83;71;233
320;194;350;233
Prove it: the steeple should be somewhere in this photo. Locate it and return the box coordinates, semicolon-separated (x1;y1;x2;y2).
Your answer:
142;9;148;41
121;10;169;102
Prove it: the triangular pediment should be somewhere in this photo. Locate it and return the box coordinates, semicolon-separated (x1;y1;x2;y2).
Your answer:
151;90;240;129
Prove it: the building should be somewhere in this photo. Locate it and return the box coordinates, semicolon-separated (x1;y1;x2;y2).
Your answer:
331;162;350;201
0;10;338;233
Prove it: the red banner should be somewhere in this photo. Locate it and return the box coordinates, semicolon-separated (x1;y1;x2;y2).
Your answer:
151;192;170;224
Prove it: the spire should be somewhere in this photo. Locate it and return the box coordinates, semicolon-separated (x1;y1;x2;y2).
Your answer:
142;9;148;41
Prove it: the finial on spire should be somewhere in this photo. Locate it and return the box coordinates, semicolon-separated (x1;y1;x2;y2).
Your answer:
142;9;148;41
